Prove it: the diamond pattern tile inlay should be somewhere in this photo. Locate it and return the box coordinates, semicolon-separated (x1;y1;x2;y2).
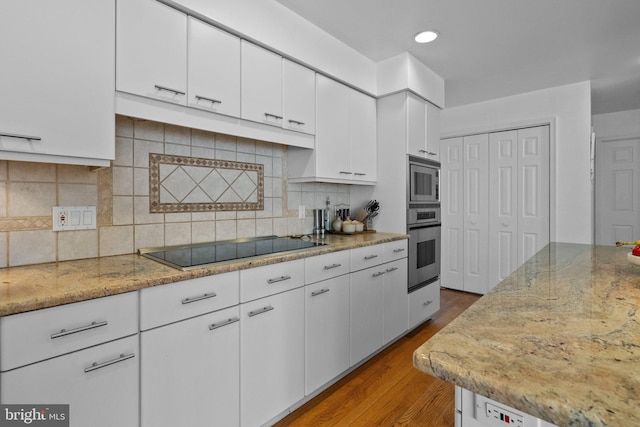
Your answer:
149;153;264;213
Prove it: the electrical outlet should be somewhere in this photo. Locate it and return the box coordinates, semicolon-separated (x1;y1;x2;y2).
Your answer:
53;206;96;231
298;205;306;219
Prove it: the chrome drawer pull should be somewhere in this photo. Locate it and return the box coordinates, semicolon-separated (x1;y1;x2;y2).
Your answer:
339;171;353;175
364;255;379;260
386;267;399;273
0;132;42;141
372;271;386;278
84;353;135;373
51;320;108;339
354;172;366;176
195;95;222;104
393;248;405;253
209;316;240;330
248;305;274;317
267;275;291;284
154;84;185;96
423;300;433;307
323;263;342;270
288;119;305;126
182;292;217;304
264;112;283;120
311;288;330;297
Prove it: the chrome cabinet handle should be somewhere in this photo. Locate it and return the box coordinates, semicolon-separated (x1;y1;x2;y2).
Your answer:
418;149;437;156
248;305;274;317
353;173;366;176
423;300;433;307
154;84;185;96
267;275;292;284
323;263;342;270
182;292;217;304
195;95;222;104
364;255;379;260
386;267;398;273
51;320;108;339
264;112;283;120
339;171;353;175
393;248;405;253
0;132;42;141
84;353;135;373
288;119;305;126
311;288;330;297
209;316;240;330
372;271;386;278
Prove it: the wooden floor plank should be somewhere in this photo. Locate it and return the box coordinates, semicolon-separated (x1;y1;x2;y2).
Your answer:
274;288;480;427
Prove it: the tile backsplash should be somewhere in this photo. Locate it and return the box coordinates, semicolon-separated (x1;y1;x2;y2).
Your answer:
0;116;350;267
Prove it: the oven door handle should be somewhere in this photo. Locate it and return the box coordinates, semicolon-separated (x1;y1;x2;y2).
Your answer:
408;222;441;231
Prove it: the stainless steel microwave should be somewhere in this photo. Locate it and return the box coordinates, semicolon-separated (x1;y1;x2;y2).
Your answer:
408;155;440;204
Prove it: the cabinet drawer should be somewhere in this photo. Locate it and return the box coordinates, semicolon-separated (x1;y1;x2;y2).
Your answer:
140;271;239;331
408;280;440;329
350;244;385;272
305;251;349;284
240;259;304;302
383;240;408;262
0;292;138;372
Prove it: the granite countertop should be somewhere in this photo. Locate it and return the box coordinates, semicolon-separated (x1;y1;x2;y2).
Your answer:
414;242;640;426
0;232;407;317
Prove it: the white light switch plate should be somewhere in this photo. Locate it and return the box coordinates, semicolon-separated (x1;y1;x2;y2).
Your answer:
52;206;97;231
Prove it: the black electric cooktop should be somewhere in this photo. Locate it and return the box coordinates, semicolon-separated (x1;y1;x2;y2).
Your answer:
139;236;325;270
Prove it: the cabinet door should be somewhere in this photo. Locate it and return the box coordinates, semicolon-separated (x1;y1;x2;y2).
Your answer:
116;0;187;104
241;41;283;127
425;101;441;161
350;266;384;366
463;134;489;294
383;259;409;344
0;0;114;164
315;75;350;179
408;280;440;329
188;17;240;117
440;137;464;291
140;306;240;427
406;92;427;157
240;287;304;427
1;335;139;427
349;90;377;182
305;274;350;394
283;59;316;134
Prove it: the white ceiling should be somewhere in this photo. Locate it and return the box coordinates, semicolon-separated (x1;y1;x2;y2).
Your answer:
276;0;640;114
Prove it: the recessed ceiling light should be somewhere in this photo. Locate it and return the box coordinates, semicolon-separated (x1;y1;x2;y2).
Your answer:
414;30;439;44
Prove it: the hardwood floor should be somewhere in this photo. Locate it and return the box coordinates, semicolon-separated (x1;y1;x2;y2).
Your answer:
273;288;481;427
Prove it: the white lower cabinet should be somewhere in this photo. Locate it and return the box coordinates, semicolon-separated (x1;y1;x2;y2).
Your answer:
240;287;305;427
305;274;350;394
350;266;385;366
140;305;240;427
382;259;409;344
1;334;139;427
409;280;441;329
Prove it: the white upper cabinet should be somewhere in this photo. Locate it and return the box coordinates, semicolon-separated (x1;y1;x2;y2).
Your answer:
406;92;440;161
283;59;316;134
188;17;240;116
0;0;115;166
288;75;377;185
116;0;187;104
241;41;283;127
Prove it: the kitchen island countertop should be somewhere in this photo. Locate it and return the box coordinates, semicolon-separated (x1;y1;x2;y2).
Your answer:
414;242;640;426
0;232;407;317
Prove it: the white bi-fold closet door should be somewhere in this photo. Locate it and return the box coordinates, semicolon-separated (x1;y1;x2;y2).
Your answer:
441;125;550;294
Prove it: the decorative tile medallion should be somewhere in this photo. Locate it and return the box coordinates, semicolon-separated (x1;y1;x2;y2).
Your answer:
149;154;264;213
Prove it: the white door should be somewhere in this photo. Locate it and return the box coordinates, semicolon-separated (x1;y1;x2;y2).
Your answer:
283;59;316;134
349;89;377;182
595;136;640;245
315;75;350;180
440;137;464;291
463;134;489;294
240;41;283;127
489;130;519;288
517;126;550;264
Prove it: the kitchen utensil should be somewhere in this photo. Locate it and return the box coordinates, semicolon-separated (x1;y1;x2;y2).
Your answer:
616;240;640;247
